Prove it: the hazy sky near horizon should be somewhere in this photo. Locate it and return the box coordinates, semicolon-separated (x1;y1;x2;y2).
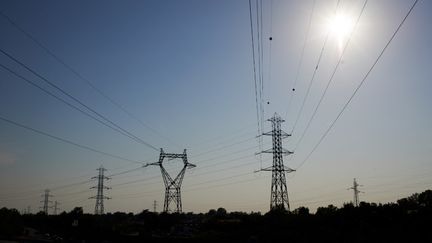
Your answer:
0;0;431;214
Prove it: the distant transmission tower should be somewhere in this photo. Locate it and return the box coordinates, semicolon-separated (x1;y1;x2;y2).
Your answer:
90;166;110;215
348;178;363;207
146;149;195;213
40;189;53;215
258;113;294;211
53;201;60;215
153;200;157;213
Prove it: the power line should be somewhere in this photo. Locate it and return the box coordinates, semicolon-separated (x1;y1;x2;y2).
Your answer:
190;136;256;158
108;165;147;177
0;10;179;149
1;156;259;201
248;0;261;140
116;171;270;200
0;114;144;164
249;0;267;170
0;48;159;151
50;179;94;191
0;62;153;146
267;0;273;105
285;0;316;118
110;152;267;189
0;163;146;199
188;123;256;150
292;0;368;151
258;0;265;136
289;0;340;133
295;0;419;170
2;166;148;200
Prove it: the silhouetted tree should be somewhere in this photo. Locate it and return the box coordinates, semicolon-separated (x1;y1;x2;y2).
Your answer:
0;207;23;236
293;206;309;215
216;207;227;217
418;189;432;208
316;204;338;216
69;207;83;216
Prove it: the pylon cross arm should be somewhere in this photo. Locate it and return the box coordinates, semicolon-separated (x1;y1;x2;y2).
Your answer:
281;148;293;154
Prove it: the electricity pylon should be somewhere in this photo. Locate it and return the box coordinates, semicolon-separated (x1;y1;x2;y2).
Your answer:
146;149;195;213
40;189;53;215
258;113;294;211
90;166;110;215
153;200;157;213
53;201;60;215
348;178;363;207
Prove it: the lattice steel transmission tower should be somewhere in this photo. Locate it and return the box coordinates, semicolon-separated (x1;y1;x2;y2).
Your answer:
53;201;60;215
40;189;52;215
258;113;294;211
348;178;363;207
153;200;157;213
146;149;195;213
90;166;110;215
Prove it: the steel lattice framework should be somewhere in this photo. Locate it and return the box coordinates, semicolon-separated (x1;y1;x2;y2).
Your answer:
40;189;52;215
90;166;110;215
348;178;363;207
260;113;294;211
147;149;195;213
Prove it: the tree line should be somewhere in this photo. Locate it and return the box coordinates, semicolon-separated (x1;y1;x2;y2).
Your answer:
1;189;431;242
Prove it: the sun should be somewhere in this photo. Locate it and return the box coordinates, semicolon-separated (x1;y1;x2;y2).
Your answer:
327;13;355;53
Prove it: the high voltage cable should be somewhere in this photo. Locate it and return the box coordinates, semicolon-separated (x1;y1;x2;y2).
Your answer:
111;154;259;188
248;0;261;140
189;122;256;149
190;136;256;158
24;166;428;208
110;152;266;189
267;0;273;105
0;10;179;149
0;179;95;200
193;143;263;165
285;0;316;118
290;0;340;133
295;0;419;170
258;0;265;136
195;154;257;171
107;166;147;177
190;130;255;153
0;48;159;151
249;0;267;169
114;171;263;199
1;166;148;201
20;143;264;194
13;164;428;208
111;152;262;188
0;115;144;164
0;62;153;146
292;0;368;151
0;163;146;199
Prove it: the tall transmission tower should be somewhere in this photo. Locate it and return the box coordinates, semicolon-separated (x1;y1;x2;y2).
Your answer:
90;166;110;215
258;113;294;211
348;178;363;207
40;189;53;215
146;149;195;213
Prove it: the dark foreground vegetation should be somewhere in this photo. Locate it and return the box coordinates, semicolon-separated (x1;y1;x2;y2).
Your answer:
1;190;432;243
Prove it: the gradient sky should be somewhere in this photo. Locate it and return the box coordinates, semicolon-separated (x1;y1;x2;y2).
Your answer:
0;0;431;214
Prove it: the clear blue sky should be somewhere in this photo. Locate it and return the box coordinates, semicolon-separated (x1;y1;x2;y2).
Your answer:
0;0;431;214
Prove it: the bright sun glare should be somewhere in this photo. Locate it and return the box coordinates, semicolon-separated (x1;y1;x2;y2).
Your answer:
327;13;355;53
